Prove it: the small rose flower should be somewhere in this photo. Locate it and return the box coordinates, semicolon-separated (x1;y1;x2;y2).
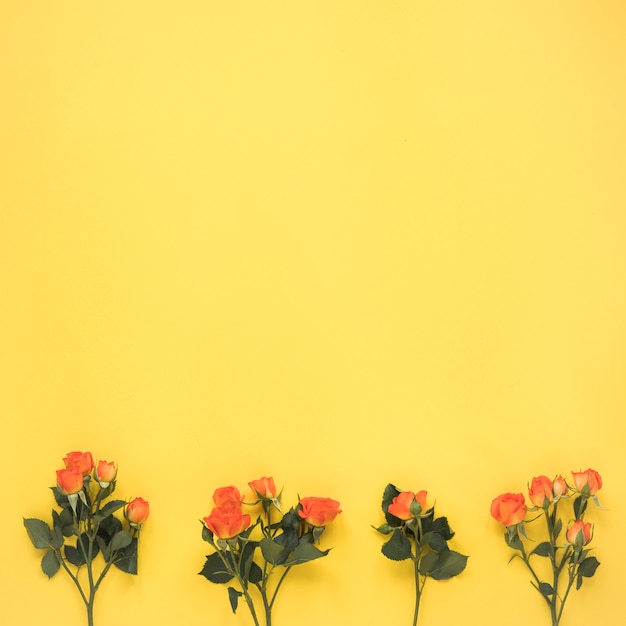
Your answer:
529;476;554;507
491;493;527;526
572;469;602;496
63;451;94;476
566;519;592;546
298;497;342;527
553;475;568;498
56;468;85;495
388;490;428;520
125;497;150;526
213;486;244;508
203;505;251;539
248;476;277;499
94;460;117;487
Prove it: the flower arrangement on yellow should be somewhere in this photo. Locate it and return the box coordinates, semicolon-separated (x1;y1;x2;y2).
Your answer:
24;451;149;626
198;476;341;626
491;468;602;626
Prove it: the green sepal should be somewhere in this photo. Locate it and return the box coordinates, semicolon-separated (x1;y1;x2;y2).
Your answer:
505;528;523;551
201;524;215;545
381;529;412;561
227;586;242;613
113;537;138;575
530;542;552;557
24;518;53;549
41;549;61;578
553;518;563;539
424;549;468;580
199;552;234;584
539;582;555;597
281;542;329;567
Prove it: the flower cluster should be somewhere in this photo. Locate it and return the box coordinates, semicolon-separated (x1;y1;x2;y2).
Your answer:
374;484;467;626
199;477;341;626
24;451;149;626
491;469;602;626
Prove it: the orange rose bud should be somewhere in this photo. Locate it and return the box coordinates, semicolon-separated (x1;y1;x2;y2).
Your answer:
528;476;553;507
571;469;602;496
56;468;85;495
203;505;251;539
94;460;117;486
553;475;568;498
490;493;527;526
388;490;428;520
213;486;244;508
248;476;277;499
125;497;150;526
566;519;592;546
63;451;94;476
297;496;342;527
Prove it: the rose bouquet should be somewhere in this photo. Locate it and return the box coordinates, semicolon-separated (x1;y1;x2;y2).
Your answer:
491;469;603;626
373;484;468;625
23;451;149;626
199;476;341;626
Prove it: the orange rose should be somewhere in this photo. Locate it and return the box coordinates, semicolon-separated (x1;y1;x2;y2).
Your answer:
490;493;527;526
248;476;277;499
94;460;117;486
566;519;592;545
297;497;342;527
553;475;568;498
571;469;602;496
203;505;251;539
388;490;428;520
213;486;243;508
56;468;84;495
63;451;94;476
528;476;554;507
125;497;150;526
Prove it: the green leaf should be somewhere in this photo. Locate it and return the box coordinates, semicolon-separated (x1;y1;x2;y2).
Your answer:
110;530;133;552
199;552;234;584
381;529;412;561
539;582;555;597
65;544;85;567
113;537;138;575
281;542;329;567
76;532;99;563
24;518;53;549
382;484;402;525
531;542;552;557
426;550;468;580
227;586;242;613
573;496;587;520
419;550;440;576
427;532;449;552
248;561;263;585
578;556;600;578
260;537;285;565
41;550;60;578
432;516;455;541
95;499;126;521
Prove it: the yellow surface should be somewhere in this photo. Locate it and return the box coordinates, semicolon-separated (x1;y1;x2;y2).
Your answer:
1;2;625;624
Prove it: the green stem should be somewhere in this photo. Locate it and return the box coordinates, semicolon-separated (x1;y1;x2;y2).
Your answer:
412;555;422;626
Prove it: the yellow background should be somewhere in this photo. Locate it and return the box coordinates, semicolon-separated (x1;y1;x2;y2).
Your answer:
1;1;625;624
